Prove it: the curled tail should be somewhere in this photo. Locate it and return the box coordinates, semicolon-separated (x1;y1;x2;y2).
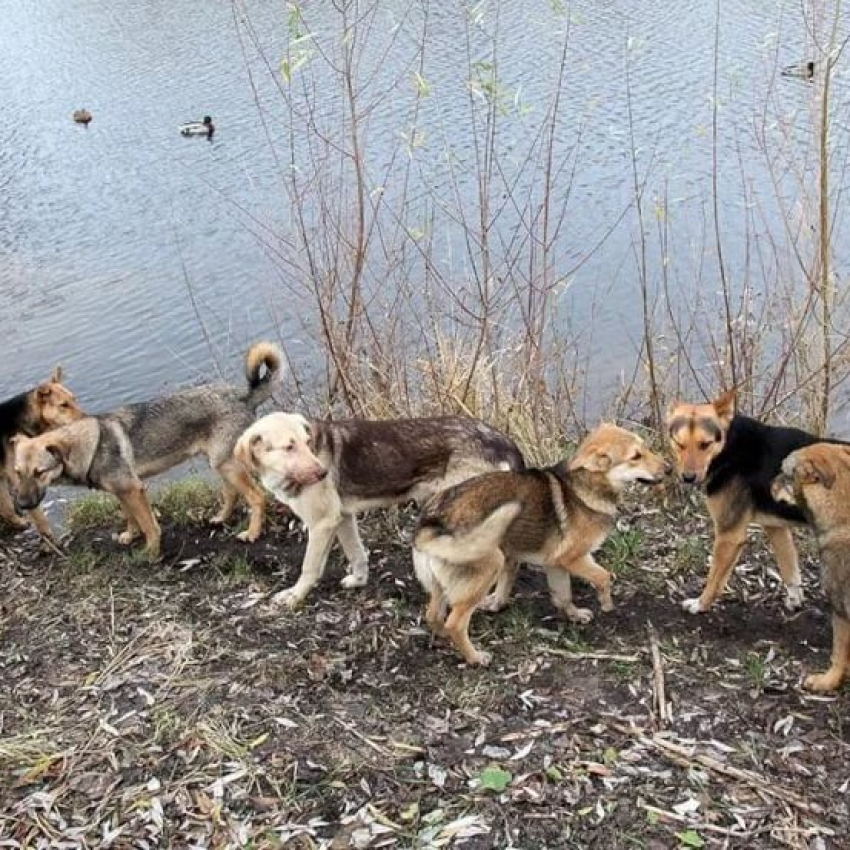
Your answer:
414;501;521;564
244;342;283;408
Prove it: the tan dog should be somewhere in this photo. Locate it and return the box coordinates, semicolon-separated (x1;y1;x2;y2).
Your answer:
11;418;161;557
772;444;850;691
234;412;524;607
412;424;669;666
665;390;841;614
0;367;84;537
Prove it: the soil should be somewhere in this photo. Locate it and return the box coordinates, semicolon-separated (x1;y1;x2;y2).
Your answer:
1;493;848;849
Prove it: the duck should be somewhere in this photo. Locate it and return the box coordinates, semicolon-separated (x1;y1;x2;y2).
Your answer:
781;60;815;79
72;109;93;125
179;115;215;138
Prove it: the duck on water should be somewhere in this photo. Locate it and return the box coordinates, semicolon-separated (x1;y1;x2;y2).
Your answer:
179;115;215;138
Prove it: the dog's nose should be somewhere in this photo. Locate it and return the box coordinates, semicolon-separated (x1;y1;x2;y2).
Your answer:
316;467;328;481
664;461;673;476
681;471;698;485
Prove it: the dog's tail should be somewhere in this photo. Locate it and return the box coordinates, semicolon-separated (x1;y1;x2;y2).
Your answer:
244;342;283;408
414;501;521;564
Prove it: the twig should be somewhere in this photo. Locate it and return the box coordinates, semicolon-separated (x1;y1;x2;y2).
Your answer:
646;622;668;728
331;716;393;759
610;721;826;817
534;646;639;663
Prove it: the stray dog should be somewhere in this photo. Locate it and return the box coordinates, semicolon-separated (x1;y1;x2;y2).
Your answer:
666;390;846;614
772;444;850;691
10;342;281;549
0;367;84;536
234;412;525;607
413;424;669;666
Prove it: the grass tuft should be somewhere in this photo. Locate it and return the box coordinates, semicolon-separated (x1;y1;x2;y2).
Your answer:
153;477;219;526
65;493;121;532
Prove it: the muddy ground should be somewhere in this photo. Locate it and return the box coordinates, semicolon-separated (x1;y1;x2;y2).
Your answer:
1;489;848;849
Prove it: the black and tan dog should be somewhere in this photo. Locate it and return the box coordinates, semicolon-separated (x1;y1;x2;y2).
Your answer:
413;424;669;666
666;390;846;614
772;444;850;691
234;412;525;608
0;367;84;536
9;342;281;549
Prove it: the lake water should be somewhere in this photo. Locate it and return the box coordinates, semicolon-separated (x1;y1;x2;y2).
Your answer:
1;0;846;415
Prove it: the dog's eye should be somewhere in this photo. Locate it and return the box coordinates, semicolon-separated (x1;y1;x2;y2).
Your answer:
697;441;712;451
631;451;643;461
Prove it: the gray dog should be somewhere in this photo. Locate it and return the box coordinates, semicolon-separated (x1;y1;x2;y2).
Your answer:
10;342;282;553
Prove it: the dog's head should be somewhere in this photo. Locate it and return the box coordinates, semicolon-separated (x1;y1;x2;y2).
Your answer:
234;412;328;493
665;389;735;486
34;366;85;430
569;423;670;490
8;433;67;510
771;444;850;515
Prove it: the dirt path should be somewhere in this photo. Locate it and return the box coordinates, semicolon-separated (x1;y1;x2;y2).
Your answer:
1;496;848;848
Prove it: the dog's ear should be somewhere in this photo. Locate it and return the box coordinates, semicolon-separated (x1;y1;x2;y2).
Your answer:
50;365;64;384
45;443;66;469
569;445;612;473
234;432;262;473
801;456;836;490
664;399;682;423
713;389;736;423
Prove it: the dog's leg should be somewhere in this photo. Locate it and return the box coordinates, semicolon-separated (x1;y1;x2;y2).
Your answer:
442;552;503;666
425;584;448;637
272;522;337;609
0;483;28;530
29;506;55;540
210;480;238;526
215;459;267;542
544;565;591;624
114;506;141;546
764;525;803;610
479;558;519;612
805;613;850;691
683;515;748;614
116;484;161;558
413;549;448;633
335;514;369;589
551;554;614;618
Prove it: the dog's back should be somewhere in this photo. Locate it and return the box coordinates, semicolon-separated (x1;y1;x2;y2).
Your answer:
416;466;577;564
709;414;837;523
314;415;524;502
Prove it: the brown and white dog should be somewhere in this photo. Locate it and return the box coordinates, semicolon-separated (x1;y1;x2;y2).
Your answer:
413;424;669;665
0;367;84;536
234;412;524;607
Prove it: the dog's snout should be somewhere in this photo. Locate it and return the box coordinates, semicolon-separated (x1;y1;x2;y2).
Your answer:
681;471;698;485
316;467;328;482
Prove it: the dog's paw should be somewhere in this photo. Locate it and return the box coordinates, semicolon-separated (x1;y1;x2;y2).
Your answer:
236;529;259;543
478;593;507;613
785;583;804;610
564;605;594;625
113;530;137;546
340;573;368;590
271;588;304;610
682;597;706;614
804;670;843;692
467;649;492;667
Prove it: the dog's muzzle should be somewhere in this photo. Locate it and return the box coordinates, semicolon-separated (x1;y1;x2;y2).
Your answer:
14;492;43;512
